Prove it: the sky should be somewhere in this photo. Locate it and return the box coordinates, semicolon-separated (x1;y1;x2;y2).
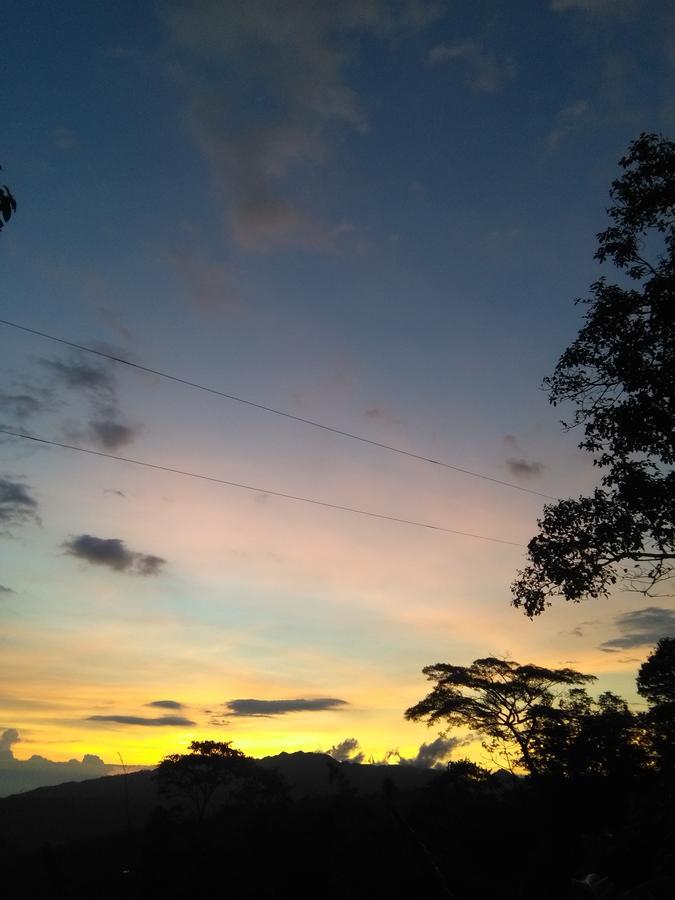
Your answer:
1;0;674;772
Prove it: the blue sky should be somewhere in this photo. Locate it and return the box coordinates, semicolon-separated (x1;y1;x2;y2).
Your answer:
1;0;674;767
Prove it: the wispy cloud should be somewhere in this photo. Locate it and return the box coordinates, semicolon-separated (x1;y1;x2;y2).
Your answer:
41;354;139;451
224;697;348;717
550;0;636;14
428;40;516;92
0;584;15;595
161;0;442;250
0;390;50;420
0;477;39;530
546;99;592;151
600;607;675;650
63;534;166;576
42;358;115;394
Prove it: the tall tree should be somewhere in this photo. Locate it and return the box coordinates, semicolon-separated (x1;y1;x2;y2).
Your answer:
404;657;595;776
637;638;675;771
512;133;675;616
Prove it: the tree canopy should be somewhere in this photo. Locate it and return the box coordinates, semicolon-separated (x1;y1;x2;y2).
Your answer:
512;133;675;616
404;656;595;776
637;637;675;707
155;739;257;820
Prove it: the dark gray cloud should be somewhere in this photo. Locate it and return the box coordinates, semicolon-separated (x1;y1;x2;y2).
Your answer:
506;457;546;479
224;698;348;717
0;477;39;529
396;735;470;769
88;418;140;451
104;488;125;498
87;714;195;726
327;737;364;763
600;607;675;650
41;358;114;394
0;584;15;594
146;700;184;710
63;534;166;576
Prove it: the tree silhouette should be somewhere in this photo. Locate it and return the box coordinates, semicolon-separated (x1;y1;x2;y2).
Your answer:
405;657;595;776
637;637;675;706
529;688;646;778
512;133;675;616
155;740;253;821
0;167;16;233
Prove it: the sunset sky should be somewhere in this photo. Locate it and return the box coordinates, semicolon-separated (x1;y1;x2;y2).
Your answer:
2;0;674;770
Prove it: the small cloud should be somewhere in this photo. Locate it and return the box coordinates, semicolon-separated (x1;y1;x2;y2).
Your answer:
600;607;675;650
365;407;401;426
88;418;140;451
428;41;515;93
396;735;471;769
224;698;348;717
63;534;166;576
104;489;125;498
0;584;16;595
146;700;184;710
0;477;39;530
327;737;364;764
87;715;195;727
506;458;546;479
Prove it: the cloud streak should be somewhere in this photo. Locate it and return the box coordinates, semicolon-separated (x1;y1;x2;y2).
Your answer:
224;697;348;717
146;700;185;710
63;534;166;576
600;607;675;650
87;714;195;727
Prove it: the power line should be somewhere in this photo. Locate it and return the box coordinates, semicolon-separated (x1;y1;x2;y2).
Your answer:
0;317;559;501
0;427;526;548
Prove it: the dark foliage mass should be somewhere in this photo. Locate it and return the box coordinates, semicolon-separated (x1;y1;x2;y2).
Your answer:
0;167;16;232
513;133;675;615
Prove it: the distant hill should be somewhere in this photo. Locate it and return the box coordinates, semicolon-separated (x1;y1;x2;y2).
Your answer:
0;752;437;850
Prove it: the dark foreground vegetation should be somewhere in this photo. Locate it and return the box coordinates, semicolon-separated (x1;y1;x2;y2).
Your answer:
1;639;673;900
0;752;672;899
